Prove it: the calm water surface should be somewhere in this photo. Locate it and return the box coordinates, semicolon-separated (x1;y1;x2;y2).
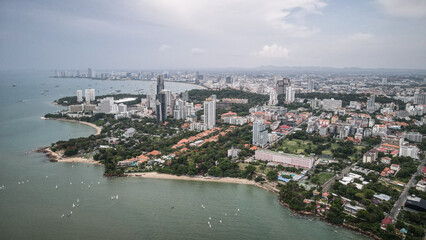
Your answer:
0;71;367;240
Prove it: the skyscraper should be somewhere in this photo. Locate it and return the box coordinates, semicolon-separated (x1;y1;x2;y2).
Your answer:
155;75;167;124
308;78;314;91
382;78;388;85
76;90;83;102
88;68;94;78
285;86;295;103
85;89;91;103
89;89;95;101
157;75;164;95
203;96;216;129
367;94;376;112
156;92;167;124
252;121;268;147
269;88;278;105
414;91;426;105
276;78;285;95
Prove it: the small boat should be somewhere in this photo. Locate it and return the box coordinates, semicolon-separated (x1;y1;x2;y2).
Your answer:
219;220;222;223
61;214;65;218
12;84;16;87
88;185;91;188
224;213;227;216
81;182;83;184
237;208;240;212
77;198;80;203
72;204;75;208
116;195;118;199
70;182;72;185
76;204;79;207
56;185;58;189
46;176;48;178
67;211;72;217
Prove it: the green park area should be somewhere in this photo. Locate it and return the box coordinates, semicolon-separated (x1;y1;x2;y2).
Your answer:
311;172;334;185
274;136;365;161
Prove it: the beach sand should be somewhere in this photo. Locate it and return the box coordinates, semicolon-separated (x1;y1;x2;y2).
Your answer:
126;172;256;185
42;117;102;135
39;147;101;165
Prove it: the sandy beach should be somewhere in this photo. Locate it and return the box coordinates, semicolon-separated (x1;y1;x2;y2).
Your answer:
42;117;102;135
37;147;101;165
126;172;256;185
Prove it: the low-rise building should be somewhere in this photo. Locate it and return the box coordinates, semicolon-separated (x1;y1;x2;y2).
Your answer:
363;149;378;163
254;149;314;169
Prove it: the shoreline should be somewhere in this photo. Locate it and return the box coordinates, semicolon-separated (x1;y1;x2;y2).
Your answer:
42;117;102;135
36;147;102;165
126;172;256;185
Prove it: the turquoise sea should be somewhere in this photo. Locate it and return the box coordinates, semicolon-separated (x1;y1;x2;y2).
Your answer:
0;71;367;240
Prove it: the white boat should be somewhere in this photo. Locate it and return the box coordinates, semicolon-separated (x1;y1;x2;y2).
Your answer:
61;214;65;218
209;217;211;220
237;208;240;211
56;185;58;189
116;195;118;199
72;204;75;208
70;182;72;185
77;198;80;203
220;220;222;223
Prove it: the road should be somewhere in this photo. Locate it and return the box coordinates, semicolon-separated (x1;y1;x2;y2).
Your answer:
389;158;425;220
322;162;355;192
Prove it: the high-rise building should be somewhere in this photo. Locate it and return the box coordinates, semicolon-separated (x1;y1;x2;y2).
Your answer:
367;94;376;112
276;78;286;95
308;78;314;91
174;99;185;120
163;89;172;107
225;76;233;84
414;91;425;105
382;78;388;85
156;75;164;95
322;98;342;111
76;90;83;102
269;89;278;105
252;121;268;147
203;96;216;129
88;68;94;78
89;89;95;101
156;92;167;124
285;86;295;103
85;89;91;103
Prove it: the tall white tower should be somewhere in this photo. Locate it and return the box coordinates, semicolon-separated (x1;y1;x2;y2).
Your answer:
76;90;83;102
203;96;216;129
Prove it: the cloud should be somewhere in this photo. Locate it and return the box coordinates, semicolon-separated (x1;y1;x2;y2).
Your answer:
127;0;326;38
159;44;171;51
348;33;374;41
256;44;290;58
376;0;426;18
189;48;206;55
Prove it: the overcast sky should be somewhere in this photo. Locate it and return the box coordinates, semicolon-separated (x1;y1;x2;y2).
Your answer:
1;0;426;70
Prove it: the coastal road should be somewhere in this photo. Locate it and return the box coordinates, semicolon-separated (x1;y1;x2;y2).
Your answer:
389;158;425;220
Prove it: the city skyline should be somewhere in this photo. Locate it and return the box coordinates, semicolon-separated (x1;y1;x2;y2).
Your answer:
1;0;426;70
